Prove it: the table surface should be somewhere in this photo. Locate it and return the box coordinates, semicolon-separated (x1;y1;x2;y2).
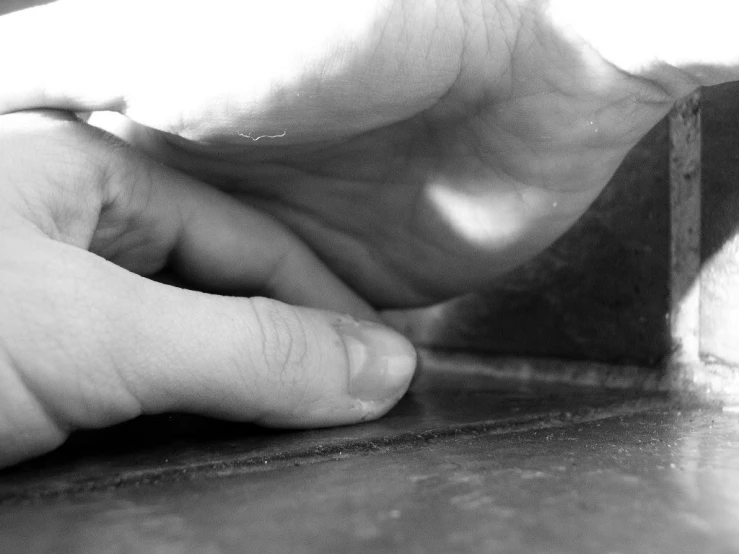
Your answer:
1;362;738;554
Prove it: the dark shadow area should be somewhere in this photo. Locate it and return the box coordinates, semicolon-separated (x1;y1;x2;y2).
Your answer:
396;121;671;367
701;83;739;264
395;82;739;370
698;83;739;365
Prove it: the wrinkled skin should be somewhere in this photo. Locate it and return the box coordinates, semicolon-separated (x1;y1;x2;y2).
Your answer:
1;0;701;307
0;0;723;467
107;4;679;307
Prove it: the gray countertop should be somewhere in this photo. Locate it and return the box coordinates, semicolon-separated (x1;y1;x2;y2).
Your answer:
1;359;738;553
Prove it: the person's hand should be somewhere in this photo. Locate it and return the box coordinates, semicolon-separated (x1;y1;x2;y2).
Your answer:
0;110;416;468
2;0;736;306
2;0;737;469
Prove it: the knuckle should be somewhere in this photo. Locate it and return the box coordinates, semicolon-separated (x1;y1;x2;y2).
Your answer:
0;111;108;242
247;297;315;390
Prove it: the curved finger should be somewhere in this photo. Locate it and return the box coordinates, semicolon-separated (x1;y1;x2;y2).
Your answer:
0;111;418;467
0;238;416;467
0;109;379;321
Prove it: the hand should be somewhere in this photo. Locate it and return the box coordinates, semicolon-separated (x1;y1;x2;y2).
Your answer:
0;110;416;468
2;0;735;307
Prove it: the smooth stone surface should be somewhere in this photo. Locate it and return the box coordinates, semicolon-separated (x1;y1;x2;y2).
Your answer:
0;364;654;502
2;408;738;553
1;365;738;553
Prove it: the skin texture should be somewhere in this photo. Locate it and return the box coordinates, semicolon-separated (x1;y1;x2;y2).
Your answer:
1;0;737;467
0;110;417;468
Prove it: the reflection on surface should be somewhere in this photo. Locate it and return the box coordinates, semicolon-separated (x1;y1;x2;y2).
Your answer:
1;405;738;553
672;411;739;541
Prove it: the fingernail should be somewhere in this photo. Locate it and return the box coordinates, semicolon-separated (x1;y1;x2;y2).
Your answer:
334;320;417;402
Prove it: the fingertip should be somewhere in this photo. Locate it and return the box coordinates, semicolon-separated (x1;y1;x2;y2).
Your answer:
239;305;416;429
333;318;417;403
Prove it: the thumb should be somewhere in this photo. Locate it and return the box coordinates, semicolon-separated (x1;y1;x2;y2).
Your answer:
0;110;417;467
1;240;416;467
101;282;418;426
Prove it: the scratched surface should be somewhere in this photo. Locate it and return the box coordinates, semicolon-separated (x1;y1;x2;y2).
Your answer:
1;408;738;553
1;366;739;553
0;361;657;503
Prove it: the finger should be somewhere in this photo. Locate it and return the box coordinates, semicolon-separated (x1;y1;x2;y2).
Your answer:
105;143;381;321
0;112;418;466
0;237;416;467
99;123;382;322
0;109;379;321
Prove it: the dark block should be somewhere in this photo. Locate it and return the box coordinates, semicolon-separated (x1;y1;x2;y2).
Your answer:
392;120;671;366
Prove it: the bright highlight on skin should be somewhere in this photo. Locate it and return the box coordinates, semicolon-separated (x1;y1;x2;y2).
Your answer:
6;0;739;472
426;182;527;249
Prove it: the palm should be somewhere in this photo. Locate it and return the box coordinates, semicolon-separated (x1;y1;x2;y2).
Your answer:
98;1;681;307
